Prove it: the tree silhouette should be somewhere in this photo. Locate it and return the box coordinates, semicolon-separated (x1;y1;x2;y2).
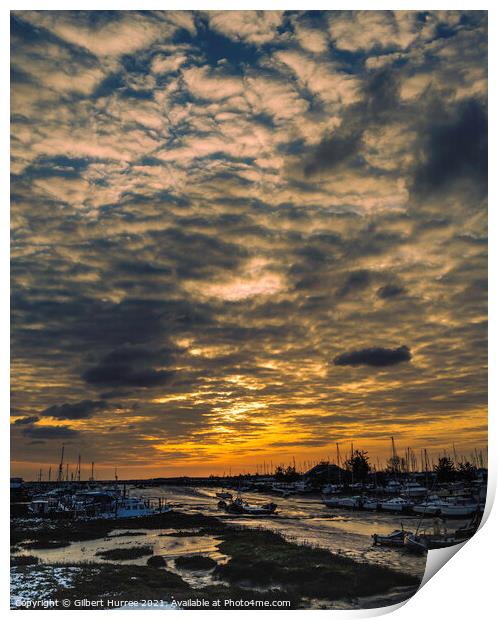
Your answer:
345;450;371;483
434;457;455;482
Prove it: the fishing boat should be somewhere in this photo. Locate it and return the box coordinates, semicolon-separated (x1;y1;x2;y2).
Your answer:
218;497;277;516
110;497;157;518
372;528;412;548
380;497;414;513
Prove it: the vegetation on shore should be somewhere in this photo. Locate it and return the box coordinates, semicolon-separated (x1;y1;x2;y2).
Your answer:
96;545;153;561
214;527;419;600
11;511;422;609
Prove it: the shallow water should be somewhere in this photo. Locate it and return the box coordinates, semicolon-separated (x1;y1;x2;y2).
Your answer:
15;484;470;594
131;485;469;578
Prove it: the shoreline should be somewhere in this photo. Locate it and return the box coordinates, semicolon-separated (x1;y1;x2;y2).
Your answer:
11;510;421;610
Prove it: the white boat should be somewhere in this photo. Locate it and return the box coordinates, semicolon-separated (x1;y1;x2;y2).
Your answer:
412;501;443;516
384;480;403;493
439;502;480;518
401;482;428;498
323;496;361;509
362;498;380;510
110;497;158;518
219;497;277;515
336;496;362;509
380;497;414;513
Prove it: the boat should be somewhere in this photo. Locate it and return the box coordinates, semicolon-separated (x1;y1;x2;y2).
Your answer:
384;480;403;493
412;498;447;516
107;496;157;518
372;528;412;548
401;482;428;498
322;484;341;495
404;533;428;553
215;491;233;500
439;501;480;518
362;498;380;511
218;497;277;515
380;497;414;513
323;496;362;509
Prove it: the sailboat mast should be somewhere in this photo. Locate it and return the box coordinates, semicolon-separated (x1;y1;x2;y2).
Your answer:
57;445;65;483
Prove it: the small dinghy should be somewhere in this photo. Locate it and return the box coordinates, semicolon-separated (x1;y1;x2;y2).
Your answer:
216;491;233;500
404;533;428;553
372;528;412;548
218;497;277;515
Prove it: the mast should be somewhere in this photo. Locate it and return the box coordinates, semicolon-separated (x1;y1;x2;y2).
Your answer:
77;454;81;482
336;443;342;485
90;461;95;482
57;445;65;483
391;437;398;480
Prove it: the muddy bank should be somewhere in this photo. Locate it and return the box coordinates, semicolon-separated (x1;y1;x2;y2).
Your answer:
11;511;421;609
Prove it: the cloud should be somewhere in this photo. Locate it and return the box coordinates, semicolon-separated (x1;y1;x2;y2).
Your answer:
377;284;405;299
9;10;487;474
13;416;40;425
83;364;175;388
21;425;81;439
412;98;488;197
334;345;412;367
207;10;284;45
42;400;108;420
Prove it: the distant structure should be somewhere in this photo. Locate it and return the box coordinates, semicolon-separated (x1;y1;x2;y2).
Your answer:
304;462;346;486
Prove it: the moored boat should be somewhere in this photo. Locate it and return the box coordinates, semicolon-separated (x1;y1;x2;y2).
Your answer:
439;501;480;518
380;497;414;513
218;497;277;516
215;491;233;500
372;528;412;548
362;498;380;510
401;482;428;498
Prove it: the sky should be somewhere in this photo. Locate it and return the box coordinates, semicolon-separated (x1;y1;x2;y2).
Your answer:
10;10;487;480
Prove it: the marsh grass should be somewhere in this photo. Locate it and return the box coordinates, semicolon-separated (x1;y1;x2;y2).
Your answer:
214;527;420;600
11;555;39;566
96;545;153;560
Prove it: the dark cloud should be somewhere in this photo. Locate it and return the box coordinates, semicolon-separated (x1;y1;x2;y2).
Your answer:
304;128;363;176
13;415;40;425
337;270;372;298
83;363;174;388
377;284;405;299
42;400;108;420
334;345;412;367
21;425;81;439
413;98;488;197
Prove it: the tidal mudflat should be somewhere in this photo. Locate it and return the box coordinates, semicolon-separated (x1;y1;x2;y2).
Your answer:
11;501;422;610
